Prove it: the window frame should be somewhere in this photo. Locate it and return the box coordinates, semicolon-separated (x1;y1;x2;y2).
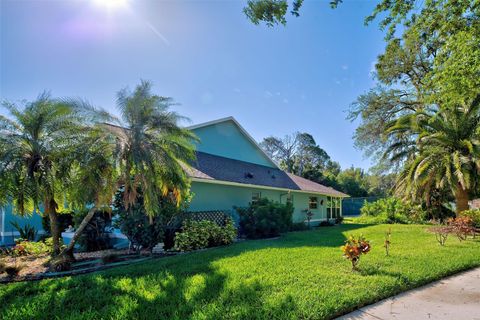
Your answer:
308;196;318;209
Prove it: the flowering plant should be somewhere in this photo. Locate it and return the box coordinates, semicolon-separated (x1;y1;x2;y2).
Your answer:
341;235;371;270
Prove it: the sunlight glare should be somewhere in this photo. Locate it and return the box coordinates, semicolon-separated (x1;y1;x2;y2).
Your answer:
93;0;128;9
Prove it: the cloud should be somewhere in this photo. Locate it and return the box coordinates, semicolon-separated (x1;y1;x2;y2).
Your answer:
341;64;349;70
145;21;170;46
264;90;273;98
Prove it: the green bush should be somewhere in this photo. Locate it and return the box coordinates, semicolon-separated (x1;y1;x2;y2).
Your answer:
10;221;37;241
113;189;181;252
11;237;60;256
358;197;426;224
73;209;113;252
290;222;309;231
237;198;293;239
174;219;237;252
460;209;480;228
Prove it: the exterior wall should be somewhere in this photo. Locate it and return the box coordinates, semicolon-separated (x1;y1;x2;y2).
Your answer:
0;204;45;246
191;120;275;168
189;181;330;224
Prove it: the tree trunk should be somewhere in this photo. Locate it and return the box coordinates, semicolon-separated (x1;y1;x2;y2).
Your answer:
59;206;97;262
455;186;470;215
45;198;61;256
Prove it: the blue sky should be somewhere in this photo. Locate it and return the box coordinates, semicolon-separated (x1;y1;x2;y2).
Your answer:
0;0;386;170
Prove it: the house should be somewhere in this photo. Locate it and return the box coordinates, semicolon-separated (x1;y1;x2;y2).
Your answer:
0;116;348;246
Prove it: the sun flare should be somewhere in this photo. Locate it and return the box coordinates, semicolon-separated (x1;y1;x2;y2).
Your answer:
93;0;128;9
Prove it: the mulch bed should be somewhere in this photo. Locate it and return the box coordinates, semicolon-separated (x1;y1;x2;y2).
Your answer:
0;249;175;284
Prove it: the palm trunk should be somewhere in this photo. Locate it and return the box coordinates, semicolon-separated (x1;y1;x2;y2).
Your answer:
60;206;97;262
455;187;470;215
45;198;61;256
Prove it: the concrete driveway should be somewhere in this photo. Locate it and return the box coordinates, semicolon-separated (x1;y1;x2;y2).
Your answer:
338;268;480;320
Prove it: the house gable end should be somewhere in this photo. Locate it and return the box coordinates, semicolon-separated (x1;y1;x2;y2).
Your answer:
189;117;277;168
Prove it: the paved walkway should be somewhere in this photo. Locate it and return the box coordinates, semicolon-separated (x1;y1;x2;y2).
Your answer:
338;268;480;320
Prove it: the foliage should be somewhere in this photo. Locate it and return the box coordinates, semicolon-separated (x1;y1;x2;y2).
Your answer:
73;210;113;252
460;209;480;228
289;222;309;231
432;226;449;246
244;0;341;26
174;219;237;252
2;225;480;319
8;237;60;256
448;217;476;241
237;198;293;239
10;221;37;241
41;212;74;236
341;235;371;271
319;220;334;227
358;197;426;224
113;188;182;252
389;101;480;214
0;93;110;255
109;80;197;217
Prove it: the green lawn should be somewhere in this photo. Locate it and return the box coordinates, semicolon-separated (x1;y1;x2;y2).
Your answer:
1;224;479;320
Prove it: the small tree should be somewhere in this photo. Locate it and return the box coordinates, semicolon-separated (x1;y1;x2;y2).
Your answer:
383;228;391;256
341;235;371;271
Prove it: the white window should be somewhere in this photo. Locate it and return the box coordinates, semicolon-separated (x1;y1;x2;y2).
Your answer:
309;197;318;209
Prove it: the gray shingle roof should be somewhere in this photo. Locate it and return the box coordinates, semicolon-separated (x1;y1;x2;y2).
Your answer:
187;152;349;197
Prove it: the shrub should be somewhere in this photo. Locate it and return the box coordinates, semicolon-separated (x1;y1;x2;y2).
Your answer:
290;222;309;231
174;219;237;252
74;209;113;252
113;189;182;252
5;265;23;277
431;226;449;246
335;216;344;224
10;237;59;256
358;197;425;224
237;198;293;239
10;222;37;241
341;235;371;271
460;209;480;228
448;216;476;241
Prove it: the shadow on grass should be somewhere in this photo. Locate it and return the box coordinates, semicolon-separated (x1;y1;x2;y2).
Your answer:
0;262;298;319
0;224;372;319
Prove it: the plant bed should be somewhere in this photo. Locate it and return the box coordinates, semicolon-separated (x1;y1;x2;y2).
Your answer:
0;249;175;284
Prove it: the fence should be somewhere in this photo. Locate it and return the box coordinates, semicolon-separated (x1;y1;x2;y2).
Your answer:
342;197;382;216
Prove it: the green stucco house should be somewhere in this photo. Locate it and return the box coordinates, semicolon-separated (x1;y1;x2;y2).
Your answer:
186;117;348;223
0;116;348;246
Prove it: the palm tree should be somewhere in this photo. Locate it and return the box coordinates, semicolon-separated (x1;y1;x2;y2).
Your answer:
59;126;118;260
108;80;197;219
387;95;480;214
61;81;197;260
0;93;104;255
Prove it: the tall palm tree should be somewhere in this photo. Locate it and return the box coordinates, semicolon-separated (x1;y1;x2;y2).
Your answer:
109;80;197;219
387;95;480;214
0;93;105;254
59;126;118;260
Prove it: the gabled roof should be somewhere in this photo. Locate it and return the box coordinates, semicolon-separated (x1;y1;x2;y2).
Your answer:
188;151;349;197
187;116;279;168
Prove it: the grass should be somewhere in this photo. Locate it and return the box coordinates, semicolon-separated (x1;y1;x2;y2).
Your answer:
1;224;479;320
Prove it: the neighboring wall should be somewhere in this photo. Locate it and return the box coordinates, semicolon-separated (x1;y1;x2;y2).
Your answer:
0;204;44;246
189;181;328;223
